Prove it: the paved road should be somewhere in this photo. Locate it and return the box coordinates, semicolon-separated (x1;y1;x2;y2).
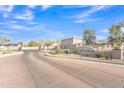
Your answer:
0;51;124;88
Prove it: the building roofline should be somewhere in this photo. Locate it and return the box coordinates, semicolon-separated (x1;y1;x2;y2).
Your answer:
61;37;82;41
0;43;19;46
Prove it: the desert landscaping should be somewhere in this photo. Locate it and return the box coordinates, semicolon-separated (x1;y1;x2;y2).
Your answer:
0;5;124;88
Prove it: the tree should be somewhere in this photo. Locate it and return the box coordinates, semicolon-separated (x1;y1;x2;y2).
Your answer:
83;28;96;45
27;41;39;47
55;40;61;43
122;33;124;42
119;21;124;42
0;37;2;43
44;40;54;47
108;24;122;46
119;21;124;27
18;41;24;51
18;41;24;47
0;37;11;44
37;41;44;51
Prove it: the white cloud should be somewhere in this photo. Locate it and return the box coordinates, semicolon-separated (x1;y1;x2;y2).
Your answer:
76;6;108;19
100;29;109;33
65;5;112;24
65;6;110;19
10;24;31;30
96;35;107;40
0;22;4;25
11;24;24;30
0;17;44;32
42;5;53;11
28;22;38;25
2;12;9;18
74;18;100;23
0;30;17;34
95;29;109;40
0;5;14;18
96;29;110;40
0;22;46;36
75;6;112;23
15;9;34;21
0;5;14;12
0;20;17;26
9;20;17;24
9;23;45;31
27;5;53;11
62;5;89;9
27;5;37;9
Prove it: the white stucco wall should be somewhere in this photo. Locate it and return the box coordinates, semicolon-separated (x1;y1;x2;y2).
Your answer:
61;37;82;49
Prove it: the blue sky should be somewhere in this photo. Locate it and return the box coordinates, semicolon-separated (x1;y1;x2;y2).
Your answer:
0;5;124;43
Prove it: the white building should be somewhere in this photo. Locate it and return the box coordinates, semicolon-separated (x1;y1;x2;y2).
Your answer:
61;37;84;49
0;43;21;51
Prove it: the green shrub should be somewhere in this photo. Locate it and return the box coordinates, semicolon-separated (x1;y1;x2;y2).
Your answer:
1;50;12;54
96;51;105;58
69;49;76;54
113;46;120;50
105;54;112;60
50;48;62;54
55;49;62;54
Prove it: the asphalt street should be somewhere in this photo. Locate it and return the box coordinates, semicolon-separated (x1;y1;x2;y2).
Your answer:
0;51;124;88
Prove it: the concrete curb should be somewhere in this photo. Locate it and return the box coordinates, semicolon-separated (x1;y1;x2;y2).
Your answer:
44;54;124;65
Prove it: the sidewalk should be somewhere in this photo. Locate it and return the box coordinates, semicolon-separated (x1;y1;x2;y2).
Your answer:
45;53;124;65
0;51;23;58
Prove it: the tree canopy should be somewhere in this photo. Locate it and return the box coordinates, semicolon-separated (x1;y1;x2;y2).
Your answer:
83;28;96;45
108;21;124;46
27;41;39;47
0;37;11;44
